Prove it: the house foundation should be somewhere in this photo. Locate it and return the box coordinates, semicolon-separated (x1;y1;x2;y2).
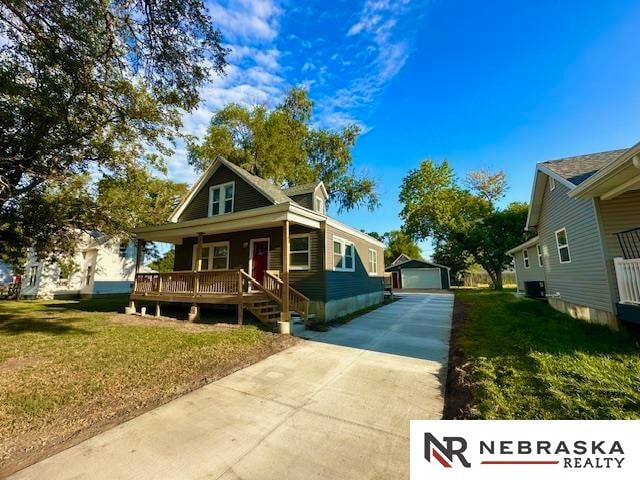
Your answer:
548;296;619;331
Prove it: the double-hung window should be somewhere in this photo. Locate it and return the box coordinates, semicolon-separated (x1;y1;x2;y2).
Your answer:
368;249;378;274
537;245;544;267
28;265;38;286
208;182;234;217
555;229;571;263
290;234;310;270
315;197;325;214
333;237;355;271
523;249;530;268
194;242;229;270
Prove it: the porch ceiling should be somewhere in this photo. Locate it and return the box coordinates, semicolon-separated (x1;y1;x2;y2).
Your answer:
133;203;323;244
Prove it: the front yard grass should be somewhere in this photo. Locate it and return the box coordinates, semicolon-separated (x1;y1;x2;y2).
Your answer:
0;297;295;475
449;289;640;419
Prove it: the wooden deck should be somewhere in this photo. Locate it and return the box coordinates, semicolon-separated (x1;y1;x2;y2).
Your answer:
130;269;310;325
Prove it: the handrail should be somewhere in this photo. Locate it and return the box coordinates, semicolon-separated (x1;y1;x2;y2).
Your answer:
264;271;310;303
239;270;283;306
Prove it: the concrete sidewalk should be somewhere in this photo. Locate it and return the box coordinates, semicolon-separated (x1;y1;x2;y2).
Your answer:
11;293;453;480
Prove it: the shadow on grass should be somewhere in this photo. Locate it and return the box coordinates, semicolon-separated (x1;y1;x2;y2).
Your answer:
0;315;94;336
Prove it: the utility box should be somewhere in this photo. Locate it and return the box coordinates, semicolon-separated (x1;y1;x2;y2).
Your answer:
524;281;546;299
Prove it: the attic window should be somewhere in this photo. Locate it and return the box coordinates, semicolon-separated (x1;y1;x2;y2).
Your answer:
209;182;234;217
549;177;556;191
315;197;325;214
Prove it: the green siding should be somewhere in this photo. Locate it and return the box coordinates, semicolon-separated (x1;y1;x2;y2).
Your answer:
178;164;273;222
173;226;326;301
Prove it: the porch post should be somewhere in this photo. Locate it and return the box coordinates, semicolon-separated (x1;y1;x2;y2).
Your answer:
280;220;291;329
127;238;144;314
194;232;203;297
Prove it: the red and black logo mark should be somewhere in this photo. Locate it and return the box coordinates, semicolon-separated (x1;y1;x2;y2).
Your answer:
424;433;471;468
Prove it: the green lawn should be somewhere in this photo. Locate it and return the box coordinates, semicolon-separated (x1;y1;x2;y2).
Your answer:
0;297;294;474
454;289;640;419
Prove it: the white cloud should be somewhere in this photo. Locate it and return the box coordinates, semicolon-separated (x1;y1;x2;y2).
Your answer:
207;0;281;41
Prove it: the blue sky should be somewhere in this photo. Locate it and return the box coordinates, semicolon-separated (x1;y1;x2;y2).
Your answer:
168;0;640;258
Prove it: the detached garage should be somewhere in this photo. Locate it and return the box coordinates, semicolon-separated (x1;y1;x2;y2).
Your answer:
385;257;450;290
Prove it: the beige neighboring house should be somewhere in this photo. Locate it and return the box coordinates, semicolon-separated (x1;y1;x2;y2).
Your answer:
20;234;138;299
508;142;640;328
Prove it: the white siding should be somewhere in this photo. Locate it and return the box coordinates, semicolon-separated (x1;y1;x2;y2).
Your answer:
20;236;136;299
512;244;545;291
537;180;613;312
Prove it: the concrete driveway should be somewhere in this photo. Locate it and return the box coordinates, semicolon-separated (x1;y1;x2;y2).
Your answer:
11;292;453;480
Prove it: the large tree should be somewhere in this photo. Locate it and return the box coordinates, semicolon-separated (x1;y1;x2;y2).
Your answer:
0;0;226;266
188;88;379;213
382;230;422;266
399;158;528;289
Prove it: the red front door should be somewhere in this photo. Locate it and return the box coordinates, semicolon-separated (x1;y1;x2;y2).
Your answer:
251;240;269;284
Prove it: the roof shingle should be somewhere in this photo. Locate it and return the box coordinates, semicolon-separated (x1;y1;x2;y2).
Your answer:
542;149;627;186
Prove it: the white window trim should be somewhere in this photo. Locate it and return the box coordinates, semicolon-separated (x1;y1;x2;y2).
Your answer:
523;249;530;269
192;241;230;271
554;228;571;264
208;181;235;217
549;177;556;191
368;248;378;275
332;235;355;272
315;196;325;214
537;244;543;267
289;233;311;271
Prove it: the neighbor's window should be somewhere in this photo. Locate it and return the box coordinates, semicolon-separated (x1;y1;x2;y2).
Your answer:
290;234;310;270
119;241;128;258
368;249;378;274
555;229;571;263
195;242;229;270
333;237;355;271
537;244;544;267
28;265;38;286
549;177;556;191
523;249;530;268
85;265;92;286
208;182;234;216
315;197;325;214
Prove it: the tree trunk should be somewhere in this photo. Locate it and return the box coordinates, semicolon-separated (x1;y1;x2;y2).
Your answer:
493;269;503;290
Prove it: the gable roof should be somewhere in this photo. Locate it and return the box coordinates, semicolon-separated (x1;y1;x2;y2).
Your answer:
389;253;412;267
541;149;628;186
169;157;292;222
525;147;630;230
283;180;329;199
386;256;450;271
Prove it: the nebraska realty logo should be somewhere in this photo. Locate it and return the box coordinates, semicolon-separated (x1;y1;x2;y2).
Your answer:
410;421;639;479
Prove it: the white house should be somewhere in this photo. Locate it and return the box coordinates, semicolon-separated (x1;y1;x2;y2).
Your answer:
20;233;138;299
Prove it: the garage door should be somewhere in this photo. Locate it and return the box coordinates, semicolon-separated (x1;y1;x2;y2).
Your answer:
401;268;441;289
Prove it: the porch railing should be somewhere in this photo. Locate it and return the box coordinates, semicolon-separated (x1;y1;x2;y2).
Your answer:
134;270;240;296
614;257;640;305
133;269;310;320
616;227;640;260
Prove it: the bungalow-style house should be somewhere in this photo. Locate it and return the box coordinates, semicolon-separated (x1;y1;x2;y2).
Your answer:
385;255;451;290
129;157;386;329
20;234;137;299
508;143;640;328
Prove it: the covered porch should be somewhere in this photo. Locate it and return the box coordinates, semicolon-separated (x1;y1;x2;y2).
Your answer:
129;203;323;331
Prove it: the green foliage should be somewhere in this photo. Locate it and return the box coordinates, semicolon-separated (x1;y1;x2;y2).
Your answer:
464;202;529;289
0;0;226;265
189;88;379;213
399;158;524;289
148;248;175;273
456;290;640;419
383;230;422;265
400;159;491;241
